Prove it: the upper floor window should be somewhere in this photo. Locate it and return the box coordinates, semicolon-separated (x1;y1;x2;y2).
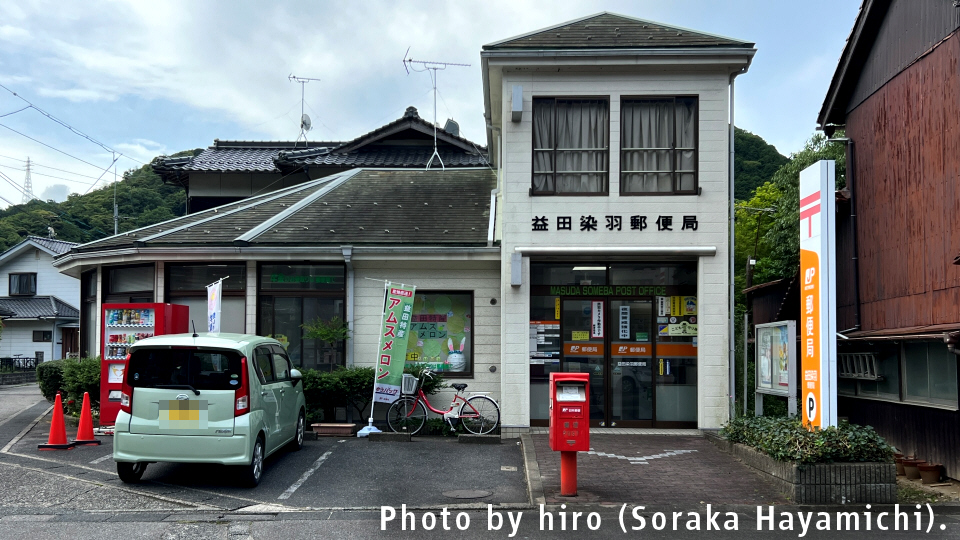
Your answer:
621;97;698;195
9;273;37;296
532;98;609;195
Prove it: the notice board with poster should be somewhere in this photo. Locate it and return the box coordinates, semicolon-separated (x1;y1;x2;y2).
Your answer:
754;320;797;417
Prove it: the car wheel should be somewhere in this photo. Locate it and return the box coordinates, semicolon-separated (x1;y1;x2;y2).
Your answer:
289;410;305;451
242;435;265;487
117;462;147;484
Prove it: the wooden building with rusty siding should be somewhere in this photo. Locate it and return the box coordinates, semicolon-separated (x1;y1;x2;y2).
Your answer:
819;0;960;478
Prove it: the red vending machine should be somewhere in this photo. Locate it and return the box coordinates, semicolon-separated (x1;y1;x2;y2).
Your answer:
100;303;189;426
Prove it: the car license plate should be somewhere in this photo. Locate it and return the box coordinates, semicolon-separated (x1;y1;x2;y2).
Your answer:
159;399;208;429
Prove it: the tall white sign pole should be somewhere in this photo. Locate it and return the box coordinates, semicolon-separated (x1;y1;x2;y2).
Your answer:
799;161;837;429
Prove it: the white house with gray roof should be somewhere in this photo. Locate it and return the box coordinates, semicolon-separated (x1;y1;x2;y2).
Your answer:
0;235;80;362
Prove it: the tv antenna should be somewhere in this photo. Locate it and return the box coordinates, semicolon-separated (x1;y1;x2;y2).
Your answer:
289;74;320;147
402;48;470;170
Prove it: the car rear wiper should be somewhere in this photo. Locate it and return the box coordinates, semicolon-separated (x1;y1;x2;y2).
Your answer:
154;384;201;396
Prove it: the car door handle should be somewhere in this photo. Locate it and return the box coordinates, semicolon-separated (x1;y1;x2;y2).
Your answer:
280;390;285;395
261;391;269;396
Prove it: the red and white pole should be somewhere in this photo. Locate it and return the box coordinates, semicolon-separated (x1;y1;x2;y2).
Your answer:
560;450;578;496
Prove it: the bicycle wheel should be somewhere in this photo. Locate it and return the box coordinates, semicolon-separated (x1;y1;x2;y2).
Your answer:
387;397;427;435
459;396;500;435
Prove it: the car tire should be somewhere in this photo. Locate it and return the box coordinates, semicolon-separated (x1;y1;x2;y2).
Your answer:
289;409;306;451
117;462;147;484
241;435;265;487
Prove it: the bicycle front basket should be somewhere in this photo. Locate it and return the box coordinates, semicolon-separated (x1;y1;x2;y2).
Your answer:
401;373;418;395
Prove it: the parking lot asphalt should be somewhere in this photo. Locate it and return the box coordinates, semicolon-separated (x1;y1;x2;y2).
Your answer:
0;387;527;515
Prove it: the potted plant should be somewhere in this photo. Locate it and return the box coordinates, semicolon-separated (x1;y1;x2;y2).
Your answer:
903;458;926;480
918;463;942;485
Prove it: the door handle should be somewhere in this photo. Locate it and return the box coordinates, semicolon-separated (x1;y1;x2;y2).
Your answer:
280;390;285;395
261;391;268;396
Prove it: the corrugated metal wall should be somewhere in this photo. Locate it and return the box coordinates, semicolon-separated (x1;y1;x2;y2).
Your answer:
844;32;960;331
846;0;960;114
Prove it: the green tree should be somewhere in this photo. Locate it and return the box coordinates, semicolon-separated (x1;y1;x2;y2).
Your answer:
763;133;846;280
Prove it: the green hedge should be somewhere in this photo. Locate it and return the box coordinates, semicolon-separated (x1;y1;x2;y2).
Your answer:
720;416;895;464
301;363;445;424
36;359;66;402
63;357;101;415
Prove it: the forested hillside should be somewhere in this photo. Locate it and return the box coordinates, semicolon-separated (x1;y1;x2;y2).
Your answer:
734;127;789;201
0;149;199;252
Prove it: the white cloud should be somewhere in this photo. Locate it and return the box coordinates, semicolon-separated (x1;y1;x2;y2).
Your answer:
39;183;69;202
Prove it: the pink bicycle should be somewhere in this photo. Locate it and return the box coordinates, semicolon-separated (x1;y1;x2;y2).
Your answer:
386;368;500;435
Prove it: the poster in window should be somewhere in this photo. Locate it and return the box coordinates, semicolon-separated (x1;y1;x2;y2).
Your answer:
777;325;790;387
758;328;773;389
404;293;471;373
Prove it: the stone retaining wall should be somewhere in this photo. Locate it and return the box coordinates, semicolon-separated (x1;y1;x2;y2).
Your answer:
0;372;37;385
708;435;896;504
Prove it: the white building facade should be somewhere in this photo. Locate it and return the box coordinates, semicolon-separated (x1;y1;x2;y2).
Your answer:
482;13;755;434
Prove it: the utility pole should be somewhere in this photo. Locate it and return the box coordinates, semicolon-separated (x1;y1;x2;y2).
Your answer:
113;152;118;235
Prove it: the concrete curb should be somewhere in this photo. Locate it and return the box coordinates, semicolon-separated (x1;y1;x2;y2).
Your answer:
520;433;545;506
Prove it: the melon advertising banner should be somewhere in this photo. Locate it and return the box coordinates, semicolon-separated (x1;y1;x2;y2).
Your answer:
798;160;837;429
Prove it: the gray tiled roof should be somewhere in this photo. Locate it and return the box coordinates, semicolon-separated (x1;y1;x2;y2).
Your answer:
0;296;79;320
25;236;79;255
153;107;486;178
483;12;754;50
67;168;496;253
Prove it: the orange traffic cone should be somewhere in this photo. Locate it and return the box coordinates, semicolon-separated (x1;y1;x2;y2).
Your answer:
39;393;74;450
72;392;101;446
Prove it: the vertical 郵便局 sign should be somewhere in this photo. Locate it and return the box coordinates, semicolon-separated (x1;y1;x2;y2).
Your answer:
798;160;837;429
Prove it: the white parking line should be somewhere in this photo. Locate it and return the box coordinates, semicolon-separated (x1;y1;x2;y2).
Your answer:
90;454;113;464
0;405;52;454
277;450;332;500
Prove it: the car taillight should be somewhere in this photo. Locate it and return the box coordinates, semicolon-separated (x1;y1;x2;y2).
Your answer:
235;356;250;417
119;353;133;414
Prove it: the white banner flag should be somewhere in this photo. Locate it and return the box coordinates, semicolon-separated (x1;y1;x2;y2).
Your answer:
206;279;222;332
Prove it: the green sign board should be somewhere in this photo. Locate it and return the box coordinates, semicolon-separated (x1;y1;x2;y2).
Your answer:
373;283;417;404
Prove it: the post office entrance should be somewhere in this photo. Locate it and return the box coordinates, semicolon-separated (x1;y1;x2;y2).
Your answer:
528;262;699;429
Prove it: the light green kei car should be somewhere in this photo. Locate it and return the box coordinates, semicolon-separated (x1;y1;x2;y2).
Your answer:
113;333;307;487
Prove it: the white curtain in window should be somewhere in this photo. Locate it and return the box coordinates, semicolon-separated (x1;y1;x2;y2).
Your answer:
622;99;696;193
555;100;608;193
533;100;555;192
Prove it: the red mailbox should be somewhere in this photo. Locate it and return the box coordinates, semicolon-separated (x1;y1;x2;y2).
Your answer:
549;372;590;451
549;372;589;497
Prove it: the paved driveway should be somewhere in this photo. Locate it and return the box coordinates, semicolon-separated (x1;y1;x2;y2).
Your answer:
532;433;787;506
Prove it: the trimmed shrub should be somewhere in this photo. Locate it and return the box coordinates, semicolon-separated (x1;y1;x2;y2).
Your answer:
62;357;102;415
36;359;66;402
720;416;895;464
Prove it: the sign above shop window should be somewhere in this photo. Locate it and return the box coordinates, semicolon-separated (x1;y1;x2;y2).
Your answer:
531;214;698;232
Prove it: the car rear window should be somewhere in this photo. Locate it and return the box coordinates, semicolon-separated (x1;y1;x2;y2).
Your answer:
128;348;243;391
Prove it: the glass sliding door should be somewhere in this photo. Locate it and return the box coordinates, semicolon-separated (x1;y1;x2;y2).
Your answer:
609;299;654;426
561;299;605;424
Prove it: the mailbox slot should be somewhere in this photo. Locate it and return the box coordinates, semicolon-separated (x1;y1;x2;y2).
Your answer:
555;382;586;403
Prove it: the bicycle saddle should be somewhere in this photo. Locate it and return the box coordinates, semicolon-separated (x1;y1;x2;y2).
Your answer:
451;383;468;392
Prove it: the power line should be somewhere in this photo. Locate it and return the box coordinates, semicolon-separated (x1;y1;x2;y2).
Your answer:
0;106;30;118
0;164;98;187
0;83;146;166
0;122;112;173
0;154;107;180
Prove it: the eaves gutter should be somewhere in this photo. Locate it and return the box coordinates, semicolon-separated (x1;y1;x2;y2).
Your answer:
514;246;716;257
481;46;756;60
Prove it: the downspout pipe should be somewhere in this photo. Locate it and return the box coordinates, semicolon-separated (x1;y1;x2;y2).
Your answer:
728;69;744;421
342;245;355;367
830;138;861;332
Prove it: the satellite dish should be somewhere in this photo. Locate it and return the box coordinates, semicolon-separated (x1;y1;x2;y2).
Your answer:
301;114;312;132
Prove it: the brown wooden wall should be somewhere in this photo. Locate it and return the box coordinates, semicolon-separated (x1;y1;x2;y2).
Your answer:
844;32;960;332
839;397;960;479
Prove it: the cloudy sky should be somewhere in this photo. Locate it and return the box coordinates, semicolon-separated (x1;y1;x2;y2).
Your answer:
0;1;861;207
